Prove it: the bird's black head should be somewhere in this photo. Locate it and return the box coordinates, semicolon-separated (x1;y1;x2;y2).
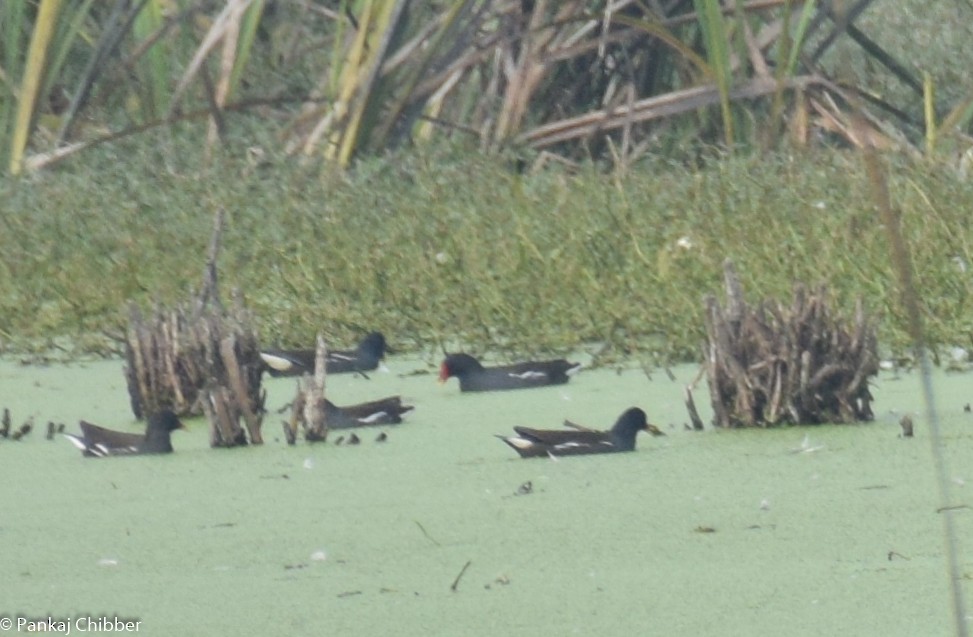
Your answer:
151;409;186;433
139;409;185;454
359;332;387;358
438;353;483;381
614;408;648;431
610;408;651;451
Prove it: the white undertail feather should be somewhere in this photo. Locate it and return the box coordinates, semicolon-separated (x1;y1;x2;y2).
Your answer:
63;433;88;451
505;437;534;450
259;353;294;372
565;363;583;376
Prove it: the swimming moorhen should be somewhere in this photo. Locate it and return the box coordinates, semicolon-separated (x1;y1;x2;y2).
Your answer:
64;410;185;457
438;353;581;392
260;332;387;377
325;396;414;429
497;407;653;458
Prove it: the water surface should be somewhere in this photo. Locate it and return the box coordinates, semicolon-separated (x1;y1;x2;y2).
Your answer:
0;358;970;635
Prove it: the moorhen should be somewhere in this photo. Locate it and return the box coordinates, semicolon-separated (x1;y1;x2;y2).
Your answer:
497;407;653;458
325;396;414;429
64;410;185;457
260;331;387;377
438;353;581;392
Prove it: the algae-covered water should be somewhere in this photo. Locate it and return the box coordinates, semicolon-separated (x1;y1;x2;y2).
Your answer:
0;358;971;636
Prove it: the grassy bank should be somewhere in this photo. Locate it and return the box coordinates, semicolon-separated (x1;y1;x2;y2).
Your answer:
1;138;972;363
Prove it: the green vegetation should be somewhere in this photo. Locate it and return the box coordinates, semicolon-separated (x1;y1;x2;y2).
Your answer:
3;358;972;636
4;1;971;173
1;1;972;362
1;137;971;362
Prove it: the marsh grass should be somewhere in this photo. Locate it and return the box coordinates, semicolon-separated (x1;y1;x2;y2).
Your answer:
1;135;972;362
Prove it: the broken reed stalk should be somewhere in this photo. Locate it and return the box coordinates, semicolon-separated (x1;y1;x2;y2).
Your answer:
284;335;329;444
10;419;31;440
284;390;305;445
196;208;225;316
695;259;878;428
684;386;705;431
202;386;248;447
302;335;329;442
123;209;265;446
859;119;968;635
220;334;263;444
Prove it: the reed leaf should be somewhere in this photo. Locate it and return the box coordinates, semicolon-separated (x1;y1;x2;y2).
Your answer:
611;13;711;76
169;0;256;118
0;0;30;167
766;0;818;147
226;0;266;100
333;0;409;167
9;0;62;175
55;0;138;144
937;88;973;139
4;0;963;172
692;0;734;145
924;72;936;156
133;0;169;119
921;76;973;158
781;0;817;76
376;0;478;149
4;0;127;171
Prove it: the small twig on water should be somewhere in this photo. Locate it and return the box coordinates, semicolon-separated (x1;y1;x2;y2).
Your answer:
936;504;971;513
450;560;472;593
414;520;441;546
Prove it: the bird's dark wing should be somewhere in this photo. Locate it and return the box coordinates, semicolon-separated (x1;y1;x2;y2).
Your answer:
78;421;144;449
512;426;610;446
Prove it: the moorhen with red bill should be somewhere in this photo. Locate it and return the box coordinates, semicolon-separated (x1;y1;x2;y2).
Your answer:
438;353;581;392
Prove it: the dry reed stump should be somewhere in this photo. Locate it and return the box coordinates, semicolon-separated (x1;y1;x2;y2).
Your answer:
123;209;265;446
282;336;329;445
0;408;34;441
688;260;878;428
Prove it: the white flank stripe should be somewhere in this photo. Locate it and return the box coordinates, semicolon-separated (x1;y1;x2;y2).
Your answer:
509;371;547;380
359;411;388;424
